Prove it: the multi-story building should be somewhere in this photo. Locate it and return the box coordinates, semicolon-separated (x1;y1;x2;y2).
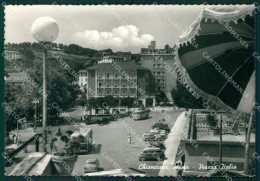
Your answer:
141;41;177;101
95;55;123;64
78;70;88;91
4;50;22;60
78;62;155;107
5;72;25;85
115;51;132;61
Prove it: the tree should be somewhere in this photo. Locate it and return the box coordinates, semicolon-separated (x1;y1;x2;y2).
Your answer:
103;96;117;110
155;91;168;105
121;97;134;108
171;80;203;109
66;130;74;137
146;98;153;107
61;135;69;146
20;48;35;60
27;56;81;121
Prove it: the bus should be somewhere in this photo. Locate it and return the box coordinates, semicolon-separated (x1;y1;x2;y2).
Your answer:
132;109;149;120
71;125;93;154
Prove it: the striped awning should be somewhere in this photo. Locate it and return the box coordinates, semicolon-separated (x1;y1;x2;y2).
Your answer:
174;5;255;113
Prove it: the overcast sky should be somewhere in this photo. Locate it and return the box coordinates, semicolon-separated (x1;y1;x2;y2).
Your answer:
5;5;203;53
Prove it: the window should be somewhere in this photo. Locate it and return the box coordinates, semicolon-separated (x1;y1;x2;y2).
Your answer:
98;82;102;88
114;80;119;87
106;73;110;79
121;80;127;88
97;89;103;95
114;73;119;79
98;72;103;79
113;88;119;94
106;80;111;88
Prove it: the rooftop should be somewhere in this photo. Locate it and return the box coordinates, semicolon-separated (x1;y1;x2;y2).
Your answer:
183;109;255;144
86;61;147;71
5;72;25;83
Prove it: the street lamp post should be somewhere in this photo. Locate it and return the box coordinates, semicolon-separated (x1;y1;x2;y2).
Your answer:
31;17;59;152
32;99;39;129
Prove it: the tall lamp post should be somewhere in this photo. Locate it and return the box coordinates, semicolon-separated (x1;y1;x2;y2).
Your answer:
31;17;59;152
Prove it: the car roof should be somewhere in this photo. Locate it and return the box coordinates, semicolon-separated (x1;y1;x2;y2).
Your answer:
143;147;161;151
86;159;97;162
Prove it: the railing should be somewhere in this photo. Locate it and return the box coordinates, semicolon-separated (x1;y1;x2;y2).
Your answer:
188;110;254;140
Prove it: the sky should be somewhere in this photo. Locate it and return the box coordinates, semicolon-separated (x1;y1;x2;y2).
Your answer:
5;5;203;53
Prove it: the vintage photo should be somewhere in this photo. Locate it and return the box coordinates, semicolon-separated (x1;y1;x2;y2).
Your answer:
3;4;257;178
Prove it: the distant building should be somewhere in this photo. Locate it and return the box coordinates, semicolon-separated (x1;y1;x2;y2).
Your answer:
79;62;155;107
141;41;176;101
115;51;132;61
5;72;25;85
95;55;124;64
78;70;88;91
4;50;22;60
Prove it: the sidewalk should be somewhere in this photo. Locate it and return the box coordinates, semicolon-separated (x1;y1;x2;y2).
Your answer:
158;111;187;176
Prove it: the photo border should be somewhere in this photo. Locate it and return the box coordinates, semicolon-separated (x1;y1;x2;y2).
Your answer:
0;0;259;180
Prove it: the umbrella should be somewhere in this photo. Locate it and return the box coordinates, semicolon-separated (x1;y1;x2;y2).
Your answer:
174;5;255;113
174;5;255;175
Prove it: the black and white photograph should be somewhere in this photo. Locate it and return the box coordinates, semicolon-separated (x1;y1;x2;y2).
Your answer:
2;3;258;179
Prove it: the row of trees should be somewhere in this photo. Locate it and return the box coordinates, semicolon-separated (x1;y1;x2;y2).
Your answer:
5;49;81;135
171;80;204;109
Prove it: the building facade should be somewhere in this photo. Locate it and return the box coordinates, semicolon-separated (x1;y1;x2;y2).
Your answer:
4;72;25;86
78;62;155;107
4;50;22;60
115;51;132;61
78;70;88;91
141;41;177;101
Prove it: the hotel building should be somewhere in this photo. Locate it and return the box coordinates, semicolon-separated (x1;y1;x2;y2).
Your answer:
79;62;155;107
141;41;177;101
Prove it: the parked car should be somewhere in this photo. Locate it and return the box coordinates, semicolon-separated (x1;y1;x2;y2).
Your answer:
152;122;170;133
98;117;110;125
155;136;165;141
145;108;151;112
138;147;165;161
84;159;100;173
143;133;156;141
148;141;166;150
150;128;161;134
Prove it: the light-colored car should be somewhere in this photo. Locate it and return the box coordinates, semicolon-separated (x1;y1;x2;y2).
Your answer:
143;133;156;141
84;159;100;173
138;147;165;161
150;128;161;134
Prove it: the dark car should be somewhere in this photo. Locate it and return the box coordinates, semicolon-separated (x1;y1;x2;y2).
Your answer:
148;141;166;150
152;122;170;133
98;117;110;125
138;147;165;161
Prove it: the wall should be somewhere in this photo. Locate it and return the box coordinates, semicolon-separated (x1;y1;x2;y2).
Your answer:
87;70;96;98
184;141;255;173
141;54;176;100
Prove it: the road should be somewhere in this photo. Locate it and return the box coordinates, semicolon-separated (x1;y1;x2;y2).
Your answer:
72;110;182;176
6;108;183;176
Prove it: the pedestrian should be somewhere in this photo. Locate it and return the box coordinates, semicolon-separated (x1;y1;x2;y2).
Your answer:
18;135;22;146
47;128;52;137
128;134;131;144
34;125;37;132
175;161;183;176
49;140;53;151
13;134;17;144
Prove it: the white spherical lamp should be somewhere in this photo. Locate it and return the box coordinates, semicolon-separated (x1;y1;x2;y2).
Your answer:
31;16;59;43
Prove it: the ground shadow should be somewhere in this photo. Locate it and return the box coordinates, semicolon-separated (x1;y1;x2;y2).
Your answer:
86;144;102;155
